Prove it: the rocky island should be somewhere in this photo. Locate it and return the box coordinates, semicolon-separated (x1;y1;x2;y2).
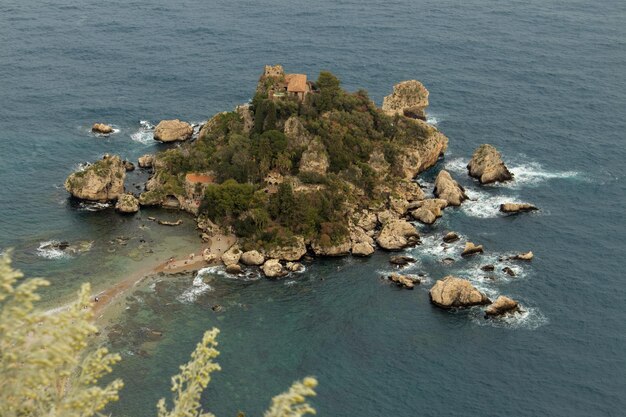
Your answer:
65;65;531;318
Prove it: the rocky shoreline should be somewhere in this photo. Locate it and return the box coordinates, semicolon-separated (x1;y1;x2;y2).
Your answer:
65;66;540;320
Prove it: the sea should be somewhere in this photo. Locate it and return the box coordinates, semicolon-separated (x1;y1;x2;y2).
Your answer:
1;0;625;416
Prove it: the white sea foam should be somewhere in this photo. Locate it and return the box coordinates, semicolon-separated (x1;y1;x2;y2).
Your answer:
178;274;214;303
470;305;548;330
78;201;111;212
426;115;439;125
36;240;71;259
461;188;521;219
130;120;155;144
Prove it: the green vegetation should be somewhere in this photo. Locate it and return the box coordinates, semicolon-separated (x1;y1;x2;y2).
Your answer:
0;253;318;417
144;69;438;249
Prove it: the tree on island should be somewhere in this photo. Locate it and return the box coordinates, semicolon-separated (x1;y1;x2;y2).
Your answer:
0;253;318;417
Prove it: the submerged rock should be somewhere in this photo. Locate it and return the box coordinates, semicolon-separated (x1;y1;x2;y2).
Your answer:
467;144;513;184
64;154;125;202
502;267;516;277
434;170;467;206
500;203;538;214
153;119;193;142
461;241;484;257
429;276;490;309
382;80;429;120
115;193;139;214
376;219;420;250
484;296;520;317
389;255;416;266
91;123;114;134
480;264;495;272
225;264;243;274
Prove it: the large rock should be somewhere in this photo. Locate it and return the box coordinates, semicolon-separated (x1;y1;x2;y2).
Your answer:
382;80;429;120
266;236;307;261
467;144;513;184
500;203;538;214
513;251;534;261
485;296;520;317
299;139;330;176
92;123;114;134
443;232;460;243
115;193;139;213
235;104;254;134
312;236;352;257
261;259;286;278
352;242;375;257
350;226;376;257
376;219;419;250
64;154;126;202
221;245;242;266
240;250;265;266
393;119;448;179
153;119;193;142
434;170;467;206
138;154;155;169
387;273;418;289
354;210;378;232
409;198;448;225
429;276;490;309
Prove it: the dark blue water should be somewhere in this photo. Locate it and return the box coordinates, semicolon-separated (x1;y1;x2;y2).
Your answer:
1;0;625;416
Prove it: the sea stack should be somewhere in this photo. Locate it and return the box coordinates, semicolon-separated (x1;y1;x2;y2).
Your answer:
467;144;513;184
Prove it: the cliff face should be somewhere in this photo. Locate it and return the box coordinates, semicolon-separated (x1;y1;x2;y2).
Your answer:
65;155;125;202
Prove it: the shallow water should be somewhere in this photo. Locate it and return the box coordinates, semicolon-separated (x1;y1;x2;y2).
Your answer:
1;0;625;416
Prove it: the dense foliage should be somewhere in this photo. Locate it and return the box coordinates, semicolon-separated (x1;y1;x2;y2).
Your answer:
145;70;434;248
0;253;318;417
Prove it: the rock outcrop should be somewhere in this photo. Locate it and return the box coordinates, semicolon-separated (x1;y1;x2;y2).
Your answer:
387;273;419;289
443;232;460;243
64;154;125;202
350;226;375;256
410;198;448;224
262;259;286;278
434;170;467;206
461;241;484;257
284;116;313;149
240;250;265;266
429;276;490;309
382;80;429;120
138;154;155;169
115;193;139;213
351;242;375;257
467;144;513;184
376;220;419;250
500;203;538;214
221;245;242;266
266;236;307;261
225;264;243;274
153;119;193;142
299;139;330;176
389;255;416;266
393;119;448;179
92;123;114;134
484;296;520;317
311;236;351;257
513;251;534;261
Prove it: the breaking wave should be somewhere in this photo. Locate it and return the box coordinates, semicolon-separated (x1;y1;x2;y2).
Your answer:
461;188;522;219
130;120;155;144
178;274;214;303
36;240;72;259
469;305;548;330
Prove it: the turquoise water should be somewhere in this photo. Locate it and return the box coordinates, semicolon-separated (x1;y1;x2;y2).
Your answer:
1;0;625;416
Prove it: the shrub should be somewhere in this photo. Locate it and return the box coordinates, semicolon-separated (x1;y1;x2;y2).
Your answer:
201;180;255;222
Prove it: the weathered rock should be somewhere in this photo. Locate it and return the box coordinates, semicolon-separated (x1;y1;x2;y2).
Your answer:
443;232;460;243
311;236;352;257
240;250;265;266
225;264;243;274
377;209;400;226
351;242;375;257
138;154;154;169
481;264;495;272
285;262;304;272
392;118;448;179
235;104;254;134
123;160;135;172
502;267;516;277
500;203;538;214
467;144;513;184
382;80;429;120
409;198;448;224
115;193;139;213
389;196;410;216
299;139;329;176
202;249;217;263
354;210;378;232
64;154;126;201
261;259;286;278
221;245;242;266
376;220;420;250
389;255;416;266
441;257;455;265
513;251;534;261
461;242;484;257
387;273;418;289
153;119;193;142
429;276;490;309
284;116;313;149
485;296;520;317
92;123;114;134
434;170;467;206
266;236;307;261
